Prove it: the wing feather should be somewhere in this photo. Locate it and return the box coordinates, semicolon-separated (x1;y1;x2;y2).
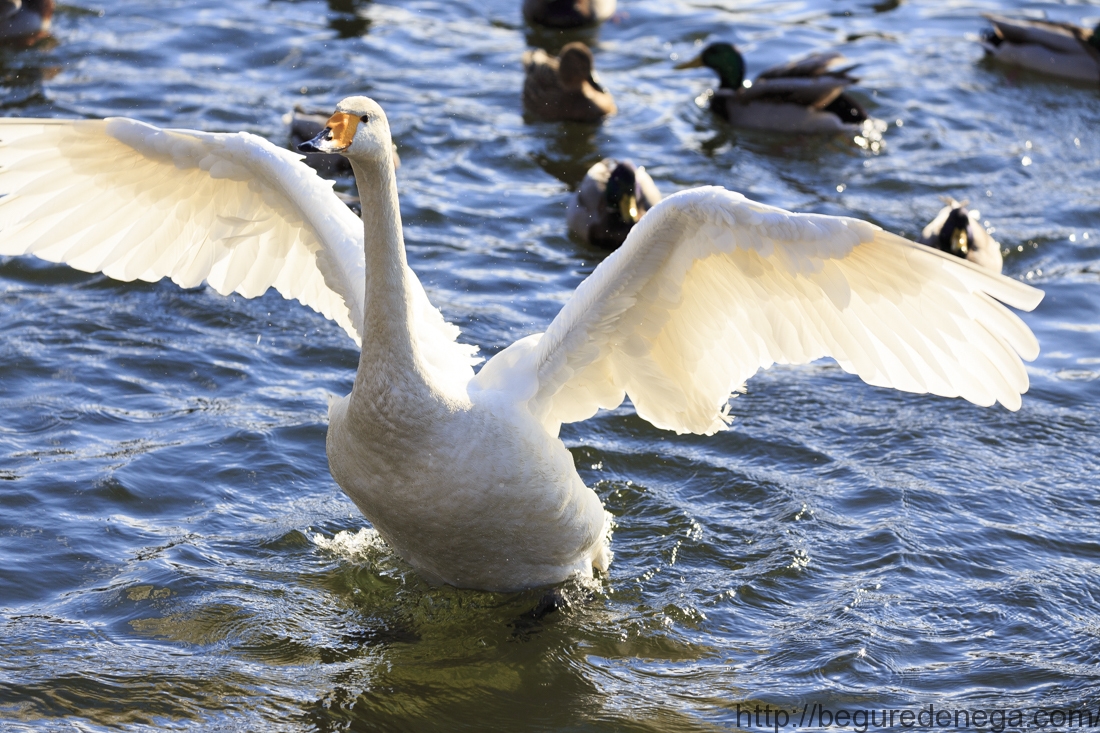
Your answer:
0;117;367;342
475;188;1043;436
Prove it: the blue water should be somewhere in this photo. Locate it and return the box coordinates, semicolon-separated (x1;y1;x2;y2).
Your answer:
1;0;1098;730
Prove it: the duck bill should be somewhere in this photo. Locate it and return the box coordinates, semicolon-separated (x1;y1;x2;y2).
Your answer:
950;228;969;256
619;193;639;223
587;71;606;93
297;111;359;154
674;55;704;70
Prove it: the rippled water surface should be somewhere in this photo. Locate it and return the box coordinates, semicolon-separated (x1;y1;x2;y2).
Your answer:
2;0;1099;730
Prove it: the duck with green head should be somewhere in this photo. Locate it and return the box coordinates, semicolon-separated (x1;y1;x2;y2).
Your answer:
980;15;1100;84
919;200;1002;274
675;41;871;133
567;158;662;249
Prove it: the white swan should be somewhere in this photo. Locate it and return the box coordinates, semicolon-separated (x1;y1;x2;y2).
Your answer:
0;97;1043;592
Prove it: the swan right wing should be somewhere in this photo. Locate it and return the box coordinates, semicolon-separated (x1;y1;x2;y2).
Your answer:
474;187;1042;437
0;117;369;343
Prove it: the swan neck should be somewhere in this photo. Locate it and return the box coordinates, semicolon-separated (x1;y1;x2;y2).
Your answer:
349;153;423;389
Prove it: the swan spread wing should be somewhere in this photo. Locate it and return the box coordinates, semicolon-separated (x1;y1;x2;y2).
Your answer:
0;117;371;342
499;187;1042;436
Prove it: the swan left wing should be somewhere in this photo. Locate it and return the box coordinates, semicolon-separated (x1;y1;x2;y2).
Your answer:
0;117;369;343
483;187;1043;436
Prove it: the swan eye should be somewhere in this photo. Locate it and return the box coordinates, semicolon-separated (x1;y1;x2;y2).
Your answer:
360;115;370;123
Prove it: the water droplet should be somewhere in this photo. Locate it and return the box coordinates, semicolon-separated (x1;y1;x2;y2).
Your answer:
1070;234;1077;242
895;119;904;127
836;184;846;193
1025;140;1032;149
1075;138;1081;147
1021;156;1032;166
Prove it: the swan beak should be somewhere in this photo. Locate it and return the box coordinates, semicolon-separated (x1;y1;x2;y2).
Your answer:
674;55;704;70
619;193;639;223
297;112;360;154
950;227;969;256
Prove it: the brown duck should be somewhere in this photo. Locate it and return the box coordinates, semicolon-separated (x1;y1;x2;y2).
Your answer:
523;42;616;122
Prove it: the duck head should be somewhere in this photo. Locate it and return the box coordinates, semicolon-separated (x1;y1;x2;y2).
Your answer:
558;42;605;92
605;160;640;224
938;207;972;258
298;96;393;163
675;42;746;89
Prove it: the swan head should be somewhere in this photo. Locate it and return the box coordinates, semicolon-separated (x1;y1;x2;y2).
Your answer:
297;96;393;162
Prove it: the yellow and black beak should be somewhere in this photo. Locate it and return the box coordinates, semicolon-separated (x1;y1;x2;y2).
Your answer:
674;54;705;70
950;227;969;256
298;111;360;154
619;193;639;223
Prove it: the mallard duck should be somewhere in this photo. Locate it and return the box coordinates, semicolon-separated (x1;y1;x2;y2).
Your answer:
0;0;53;43
675;42;871;133
920;200;1003;274
523;42;616;122
567;158;662;249
0;97;1042;592
980;15;1100;83
522;0;615;29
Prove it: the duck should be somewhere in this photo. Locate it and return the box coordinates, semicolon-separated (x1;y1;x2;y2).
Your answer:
523;42;616;122
522;0;615;29
0;97;1043;592
567;158;662;249
980;15;1100;83
0;0;53;44
919;200;1003;274
675;42;871;133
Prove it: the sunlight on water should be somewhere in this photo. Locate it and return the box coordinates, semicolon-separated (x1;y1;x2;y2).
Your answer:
1;0;1099;730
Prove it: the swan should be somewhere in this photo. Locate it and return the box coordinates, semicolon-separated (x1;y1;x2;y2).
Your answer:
523;42;616;122
980;15;1100;84
522;0;615;29
567;158;662;249
0;97;1043;592
675;42;872;133
919;200;1002;274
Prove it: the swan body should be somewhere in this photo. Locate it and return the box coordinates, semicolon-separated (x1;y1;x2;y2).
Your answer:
567;158;662;249
920;200;1003;274
523;42;616;122
522;0;615;29
676;43;871;133
0;0;52;43
980;15;1100;83
0;97;1043;592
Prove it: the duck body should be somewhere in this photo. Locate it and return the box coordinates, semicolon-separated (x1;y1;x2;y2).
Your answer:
980;15;1100;83
522;0;615;29
567;158;662;249
0;97;1044;593
920;201;1003;274
678;44;870;133
523;42;616;122
0;0;53;43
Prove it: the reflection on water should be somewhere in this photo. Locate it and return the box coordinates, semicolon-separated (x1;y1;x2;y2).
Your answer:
1;0;1099;730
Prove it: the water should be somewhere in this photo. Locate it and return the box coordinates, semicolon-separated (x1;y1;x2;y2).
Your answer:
1;0;1099;730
